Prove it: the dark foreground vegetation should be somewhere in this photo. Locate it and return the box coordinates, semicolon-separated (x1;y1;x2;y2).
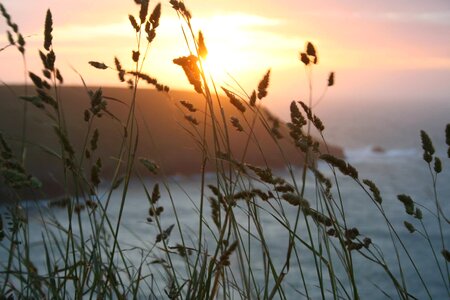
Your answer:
0;1;449;299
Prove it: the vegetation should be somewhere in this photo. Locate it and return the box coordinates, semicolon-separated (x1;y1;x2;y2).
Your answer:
0;1;449;299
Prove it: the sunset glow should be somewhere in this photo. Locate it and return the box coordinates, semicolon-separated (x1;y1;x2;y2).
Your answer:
0;0;449;114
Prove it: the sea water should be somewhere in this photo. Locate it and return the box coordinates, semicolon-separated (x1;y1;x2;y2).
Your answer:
1;98;449;299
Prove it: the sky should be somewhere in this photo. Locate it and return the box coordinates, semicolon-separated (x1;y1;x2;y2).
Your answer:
1;0;449;118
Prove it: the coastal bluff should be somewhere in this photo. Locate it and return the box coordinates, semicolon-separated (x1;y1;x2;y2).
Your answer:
0;86;343;201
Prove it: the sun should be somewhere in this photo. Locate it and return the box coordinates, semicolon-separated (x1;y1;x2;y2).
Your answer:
200;38;249;69
190;14;274;85
199;44;254;84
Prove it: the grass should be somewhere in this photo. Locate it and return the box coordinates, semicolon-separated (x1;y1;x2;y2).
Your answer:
0;1;449;299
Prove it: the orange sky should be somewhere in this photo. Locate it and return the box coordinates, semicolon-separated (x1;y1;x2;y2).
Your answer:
1;0;449;117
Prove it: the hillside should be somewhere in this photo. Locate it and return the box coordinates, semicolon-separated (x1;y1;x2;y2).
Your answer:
0;86;343;201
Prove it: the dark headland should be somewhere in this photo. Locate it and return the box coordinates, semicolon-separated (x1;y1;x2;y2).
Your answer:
0;86;343;202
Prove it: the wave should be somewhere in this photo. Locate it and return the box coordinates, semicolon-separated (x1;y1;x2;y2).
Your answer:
344;146;419;163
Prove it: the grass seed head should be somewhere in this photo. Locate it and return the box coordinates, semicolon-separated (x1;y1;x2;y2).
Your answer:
139;158;159;175
222;88;246;113
36;89;58;110
129;14;140;32
434;157;442;173
180;100;197;112
250;90;257;106
446;124;450;157
42;80;51;90
74;204;85;214
173;55;202;93
86;200;98;210
230;117;244;132
300;52;310;65
289;101;307;129
298;101;312;120
150;3;162;29
320;154;358;179
271;119;283;139
90;158;102;187
170;0;191;19
53;126;74;156
219;241;238;267
45;50;55;70
132;50;140;62
17;34;25;53
404;221;416;233
344;228;360;240
84;110;90;122
0;214;4;241
442;249;450;262
446;124;450;146
209;197;221;229
257;69;270;100
39;51;49;70
139;0;149;24
44;9;53;51
114;57;125;82
306;208;333;227
151;184;160;204
328;72;335;86
347;242;363;251
363;179;382;204
274;184;294;193
89;61;108;70
90;129;99;151
173;244;191;257
420;130;435;163
6;31;14;45
185;115;199;126
198;31;208;59
313;116;325;132
56;69;63;83
414;207;423;220
282;193;310;208
29;72;43;89
252;189;271;201
397;194;415;215
156;224;175;243
0;4;10;21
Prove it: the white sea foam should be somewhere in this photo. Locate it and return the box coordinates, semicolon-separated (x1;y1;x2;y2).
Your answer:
344;146;419;163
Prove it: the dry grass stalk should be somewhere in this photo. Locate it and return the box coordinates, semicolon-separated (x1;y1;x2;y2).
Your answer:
222;88;246;113
257;70;270;100
320;154;358;179
197;31;208;59
180;100;197;112
173;55;202;93
209;196;221;229
43;9;53;51
397;194;414;215
363;179;382;204
185;115;199;125
230;117;244;132
281;193;310;208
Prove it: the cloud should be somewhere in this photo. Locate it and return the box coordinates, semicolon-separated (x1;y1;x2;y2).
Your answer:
378;11;450;25
194;13;282;28
53;22;131;41
303;10;450;26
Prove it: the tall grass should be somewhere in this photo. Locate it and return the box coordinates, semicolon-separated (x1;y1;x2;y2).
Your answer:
0;1;449;299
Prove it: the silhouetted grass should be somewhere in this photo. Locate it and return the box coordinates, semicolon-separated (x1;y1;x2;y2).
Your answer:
0;1;448;299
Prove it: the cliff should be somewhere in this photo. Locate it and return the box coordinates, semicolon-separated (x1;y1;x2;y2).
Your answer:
0;86;343;201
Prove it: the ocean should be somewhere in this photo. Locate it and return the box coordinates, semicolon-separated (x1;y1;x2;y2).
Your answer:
1;97;449;299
